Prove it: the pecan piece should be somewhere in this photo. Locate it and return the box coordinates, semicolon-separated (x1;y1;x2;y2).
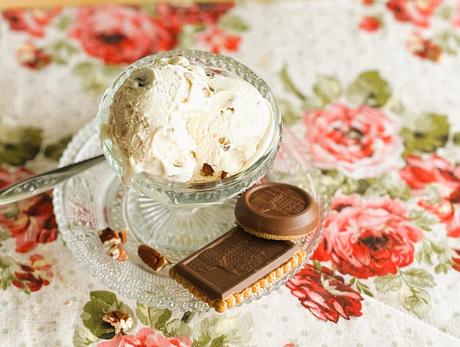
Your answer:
138;245;170;272
102;310;133;335
200;163;214;176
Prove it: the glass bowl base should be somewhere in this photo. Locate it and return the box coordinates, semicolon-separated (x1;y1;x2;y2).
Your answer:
123;189;236;262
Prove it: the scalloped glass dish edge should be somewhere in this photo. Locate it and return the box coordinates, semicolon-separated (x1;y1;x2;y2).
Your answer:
53;120;328;312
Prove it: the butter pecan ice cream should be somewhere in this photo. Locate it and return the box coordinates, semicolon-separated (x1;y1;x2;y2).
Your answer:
104;56;274;182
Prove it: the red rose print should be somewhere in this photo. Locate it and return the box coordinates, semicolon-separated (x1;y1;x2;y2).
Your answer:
0;166;33;188
400;154;460;194
359;16;381;32
69;5;175;65
287;264;363;323
304;103;402;179
444;207;460;238
362;0;375;5
97;327;191;347
418;199;454;222
2;7;60;37
452;249;460;272
313;195;422;279
17;41;52;69
386;0;442;28
400;154;460;237
155;2;234;26
407;32;442;61
11;254;53;292
197;25;241;53
0;167;58;253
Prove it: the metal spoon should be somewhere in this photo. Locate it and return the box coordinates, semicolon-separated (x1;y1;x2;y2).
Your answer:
0;155;105;206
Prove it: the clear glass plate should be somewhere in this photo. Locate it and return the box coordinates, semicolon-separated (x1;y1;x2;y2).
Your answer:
53;121;328;312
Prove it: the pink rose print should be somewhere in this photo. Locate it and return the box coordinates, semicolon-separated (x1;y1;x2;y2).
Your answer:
304;103;402;179
11;254;53;293
313;195;422;279
359;16;381;32
69;5;174;65
97;327;191;347
455;1;460;27
0;167;58;253
287;264;363;323
386;0;442;28
197;25;241;53
2;7;60;37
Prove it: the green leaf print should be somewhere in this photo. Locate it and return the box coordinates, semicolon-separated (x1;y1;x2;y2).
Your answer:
72;61;122;95
277;99;302;125
0;256;15;290
363;173;412;200
351;279;374;297
178;24;206;49
313;75;341;103
0;229;11;243
81;291;135;339
346;70;391;107
400;269;435;288
409;209;437;231
44;135;72;161
399;286;431;318
194;313;253;347
48;40;79;64
219;14;249;32
432;31;460;55
72;325;98;347
164;318;192;338
401;113;449;155
0;125;42;166
279;66;306;101
54;15;73;31
453;131;460;145
374;275;403;292
136;303;191;338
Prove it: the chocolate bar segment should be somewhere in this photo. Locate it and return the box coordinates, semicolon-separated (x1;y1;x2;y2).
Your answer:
171;226;299;300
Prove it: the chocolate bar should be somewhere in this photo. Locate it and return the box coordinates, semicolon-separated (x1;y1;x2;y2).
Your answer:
170;226;305;312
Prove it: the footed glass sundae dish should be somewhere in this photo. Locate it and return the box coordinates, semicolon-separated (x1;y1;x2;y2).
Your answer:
97;50;281;260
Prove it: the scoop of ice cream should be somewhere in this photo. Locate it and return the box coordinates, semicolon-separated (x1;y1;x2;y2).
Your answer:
106;56;274;183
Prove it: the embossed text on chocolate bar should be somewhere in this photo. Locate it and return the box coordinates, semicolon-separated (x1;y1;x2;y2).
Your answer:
172;226;299;300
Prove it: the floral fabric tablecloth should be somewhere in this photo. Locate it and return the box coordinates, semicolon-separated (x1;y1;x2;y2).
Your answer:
1;1;460;346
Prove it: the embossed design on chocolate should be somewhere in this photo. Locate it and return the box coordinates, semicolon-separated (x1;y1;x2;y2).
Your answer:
235;182;320;240
188;238;267;276
171;226;299;300
249;186;307;216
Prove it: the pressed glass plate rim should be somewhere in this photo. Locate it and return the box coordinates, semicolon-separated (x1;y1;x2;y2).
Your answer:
54;121;327;312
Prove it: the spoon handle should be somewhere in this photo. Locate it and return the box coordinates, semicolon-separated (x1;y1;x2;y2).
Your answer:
0;155;105;206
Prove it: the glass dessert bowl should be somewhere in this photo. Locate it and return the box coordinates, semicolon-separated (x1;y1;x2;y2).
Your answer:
97;50;282;261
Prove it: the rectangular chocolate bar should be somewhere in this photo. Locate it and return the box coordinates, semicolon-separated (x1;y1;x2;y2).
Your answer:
170;226;304;311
